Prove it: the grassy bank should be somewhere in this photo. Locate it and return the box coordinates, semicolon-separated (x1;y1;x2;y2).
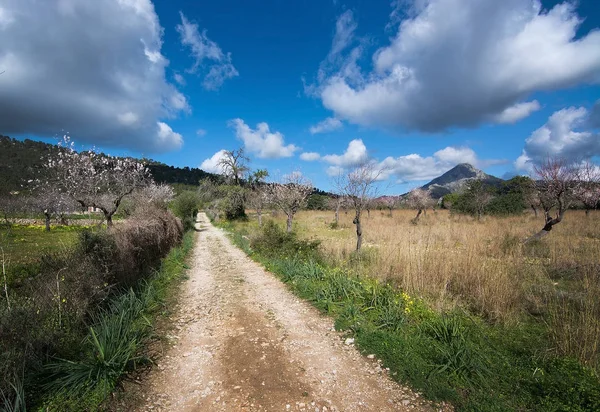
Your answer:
0;209;188;411
39;231;194;411
220;218;600;411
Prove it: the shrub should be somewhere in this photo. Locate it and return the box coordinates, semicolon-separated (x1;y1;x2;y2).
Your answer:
170;191;199;231
249;220;320;260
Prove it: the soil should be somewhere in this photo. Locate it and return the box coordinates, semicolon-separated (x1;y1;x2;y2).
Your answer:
115;213;440;412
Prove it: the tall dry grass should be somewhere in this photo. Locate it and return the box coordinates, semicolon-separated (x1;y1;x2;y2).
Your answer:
264;208;600;369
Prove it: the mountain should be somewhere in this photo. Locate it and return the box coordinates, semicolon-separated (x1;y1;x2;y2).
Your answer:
421;163;503;198
0;135;218;195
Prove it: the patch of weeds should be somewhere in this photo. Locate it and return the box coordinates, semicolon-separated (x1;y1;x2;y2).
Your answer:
500;232;521;255
523;239;551;259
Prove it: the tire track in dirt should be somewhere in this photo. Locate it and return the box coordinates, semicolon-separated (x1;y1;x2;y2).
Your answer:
130;213;436;411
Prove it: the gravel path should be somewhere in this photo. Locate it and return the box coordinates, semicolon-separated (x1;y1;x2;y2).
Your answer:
131;213;435;412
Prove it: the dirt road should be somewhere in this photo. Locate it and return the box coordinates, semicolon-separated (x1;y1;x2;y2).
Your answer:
131;213;434;411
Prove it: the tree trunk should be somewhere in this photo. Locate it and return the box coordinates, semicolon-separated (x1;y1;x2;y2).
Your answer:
105;212;113;228
585;209;590;217
286;213;293;233
525;209;565;243
414;209;423;221
531;205;538;217
367;209;370;218
353;211;362;251
388;207;392;217
258;208;263;226
44;211;51;232
334;206;339;225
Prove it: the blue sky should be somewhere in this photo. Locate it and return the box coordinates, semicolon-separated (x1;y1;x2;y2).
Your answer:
1;0;599;193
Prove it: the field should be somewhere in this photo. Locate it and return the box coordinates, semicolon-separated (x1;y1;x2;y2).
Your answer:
247;208;600;371
0;225;83;267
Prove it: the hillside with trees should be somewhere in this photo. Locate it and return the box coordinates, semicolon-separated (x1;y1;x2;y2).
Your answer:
0;135;218;195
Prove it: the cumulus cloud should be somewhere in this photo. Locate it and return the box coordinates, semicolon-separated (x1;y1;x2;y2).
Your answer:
319;139;503;181
309;117;343;134
311;0;600;132
0;0;187;152
200;149;228;173
322;139;369;167
493;101;542;124
229;119;298;159
300;152;321;161
515;105;600;171
177;12;238;90
379;146;505;182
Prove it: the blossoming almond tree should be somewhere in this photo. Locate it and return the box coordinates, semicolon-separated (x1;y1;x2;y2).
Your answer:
45;136;150;227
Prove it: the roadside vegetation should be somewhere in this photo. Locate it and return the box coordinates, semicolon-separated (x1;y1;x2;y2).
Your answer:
0;138;199;411
220;211;600;411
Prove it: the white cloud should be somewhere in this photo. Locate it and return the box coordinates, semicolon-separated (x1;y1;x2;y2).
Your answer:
515;105;600;171
173;73;186;86
229;118;298;159
434;146;478;166
322;139;369;167
200;149;228;173
177;12;238;90
379;146;504;182
0;0;187;151
309;117;343;134
326;165;345;177
493;100;541;124
157;122;184;148
300;152;321;161
196;129;207;136
311;0;600;132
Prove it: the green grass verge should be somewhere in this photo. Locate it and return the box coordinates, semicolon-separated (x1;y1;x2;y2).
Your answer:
37;231;194;411
221;221;600;412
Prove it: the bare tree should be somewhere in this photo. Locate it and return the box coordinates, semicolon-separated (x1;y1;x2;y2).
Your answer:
130;182;174;213
26;190;77;231
335;162;382;251
380;196;400;217
247;189;270;226
218;148;250;186
574;161;600;217
45;136;150;227
526;158;579;242
407;188;433;223
267;172;313;233
328;195;347;227
247;169;270;226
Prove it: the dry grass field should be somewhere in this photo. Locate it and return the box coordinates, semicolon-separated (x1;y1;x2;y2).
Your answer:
257;208;600;370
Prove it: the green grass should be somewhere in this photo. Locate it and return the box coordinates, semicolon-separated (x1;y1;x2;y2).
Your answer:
37;231;194;411
222;221;600;412
0;224;86;266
